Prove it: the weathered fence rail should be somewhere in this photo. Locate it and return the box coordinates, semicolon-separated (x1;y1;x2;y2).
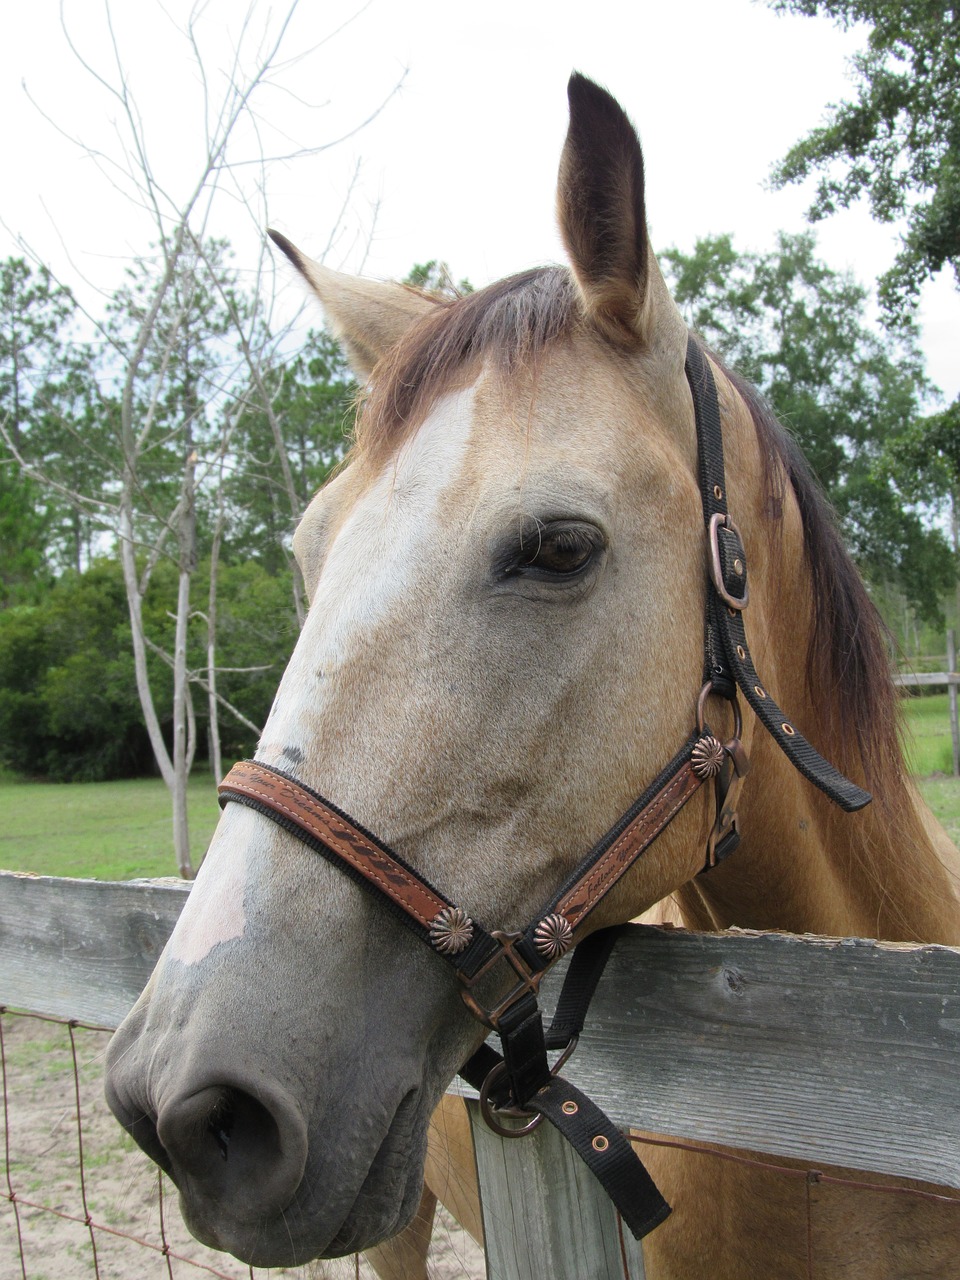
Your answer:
3;870;960;1279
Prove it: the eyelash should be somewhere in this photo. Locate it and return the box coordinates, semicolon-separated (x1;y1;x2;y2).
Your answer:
497;521;605;581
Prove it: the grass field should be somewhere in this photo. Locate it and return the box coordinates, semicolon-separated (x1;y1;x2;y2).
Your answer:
0;771;220;879
900;691;959;776
1;694;957;880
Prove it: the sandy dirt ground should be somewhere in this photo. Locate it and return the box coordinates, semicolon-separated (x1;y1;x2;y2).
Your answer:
0;1014;484;1280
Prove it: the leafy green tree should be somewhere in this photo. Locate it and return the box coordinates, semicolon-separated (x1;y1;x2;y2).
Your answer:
0;556;299;782
0;561;149;780
404;261;474;298
0;259;77;602
0;467;49;607
767;0;960;320
225;327;357;572
0;259;74;446
663;232;955;621
880;402;960;626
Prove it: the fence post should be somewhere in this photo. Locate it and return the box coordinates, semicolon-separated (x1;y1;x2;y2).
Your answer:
467;1098;646;1280
949;628;959;778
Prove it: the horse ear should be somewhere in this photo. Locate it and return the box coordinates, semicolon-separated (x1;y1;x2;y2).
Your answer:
268;231;437;378
558;74;679;348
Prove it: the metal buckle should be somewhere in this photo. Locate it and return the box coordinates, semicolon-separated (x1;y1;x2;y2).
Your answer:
708;512;749;610
697;683;750;870
458;930;546;1032
478;1035;580;1138
697;681;743;740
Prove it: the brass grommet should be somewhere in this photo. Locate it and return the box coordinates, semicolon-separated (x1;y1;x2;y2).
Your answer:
782;723;796;737
561;1100;579;1116
755;685;766;698
713;485;723;500
736;645;746;660
733;558;744;576
592;1135;610;1152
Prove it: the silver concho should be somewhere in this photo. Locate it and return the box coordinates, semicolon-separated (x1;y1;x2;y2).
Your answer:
429;906;475;955
533;913;574;960
692;734;725;779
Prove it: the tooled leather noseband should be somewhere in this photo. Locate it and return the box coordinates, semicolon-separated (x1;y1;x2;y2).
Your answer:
218;337;870;1239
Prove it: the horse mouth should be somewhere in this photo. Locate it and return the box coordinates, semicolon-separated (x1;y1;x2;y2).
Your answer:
107;1038;429;1267
195;1087;428;1266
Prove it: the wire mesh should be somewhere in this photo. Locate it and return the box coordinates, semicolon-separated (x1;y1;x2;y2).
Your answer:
3;1003;956;1278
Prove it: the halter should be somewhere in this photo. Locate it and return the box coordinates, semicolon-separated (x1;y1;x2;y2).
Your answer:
218;337;870;1240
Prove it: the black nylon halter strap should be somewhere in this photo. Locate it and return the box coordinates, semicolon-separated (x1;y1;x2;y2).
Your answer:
684;337;872;814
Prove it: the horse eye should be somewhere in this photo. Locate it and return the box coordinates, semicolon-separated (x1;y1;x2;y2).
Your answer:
500;521;604;581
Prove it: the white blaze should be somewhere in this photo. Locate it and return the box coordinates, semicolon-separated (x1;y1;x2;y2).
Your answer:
259;385;477;764
166;386;477;966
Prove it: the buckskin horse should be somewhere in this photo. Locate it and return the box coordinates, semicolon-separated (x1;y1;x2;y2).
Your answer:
105;75;960;1277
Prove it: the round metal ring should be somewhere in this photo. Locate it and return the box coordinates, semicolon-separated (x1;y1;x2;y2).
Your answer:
478;1062;543;1139
697;682;743;741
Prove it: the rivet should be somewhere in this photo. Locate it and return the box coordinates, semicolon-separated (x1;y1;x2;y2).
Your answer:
782;723;796;737
713;485;723;500
733;558;744;576
755;686;766;698
692;735;725;779
561;1100;579;1116
429;906;475;955
736;645;746;660
592;1135;610;1152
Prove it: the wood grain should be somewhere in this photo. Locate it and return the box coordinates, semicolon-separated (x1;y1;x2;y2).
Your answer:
2;873;959;1191
468;1098;646;1279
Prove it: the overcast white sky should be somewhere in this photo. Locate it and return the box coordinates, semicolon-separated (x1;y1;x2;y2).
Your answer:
2;0;957;400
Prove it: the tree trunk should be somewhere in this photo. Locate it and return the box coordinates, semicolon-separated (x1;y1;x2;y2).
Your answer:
172;431;198;880
207;489;224;784
119;497;175;791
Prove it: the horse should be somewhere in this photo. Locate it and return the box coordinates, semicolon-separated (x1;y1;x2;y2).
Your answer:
105;74;960;1278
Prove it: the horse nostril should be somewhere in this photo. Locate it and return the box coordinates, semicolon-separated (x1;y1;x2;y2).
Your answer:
212;1121;230;1161
209;1094;234;1161
156;1082;308;1220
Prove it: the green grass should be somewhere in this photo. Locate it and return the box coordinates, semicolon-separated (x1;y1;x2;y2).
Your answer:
0;772;220;879
901;691;958;776
919;775;960;846
0;695;957;881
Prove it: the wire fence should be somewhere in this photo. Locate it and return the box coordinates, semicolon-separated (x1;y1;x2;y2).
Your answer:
6;1004;958;1280
0;1007;475;1280
1;1007;266;1279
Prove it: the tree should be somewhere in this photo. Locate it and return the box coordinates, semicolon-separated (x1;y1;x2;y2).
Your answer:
404;261;474;297
0;259;76;602
1;1;404;875
880;402;960;627
0;556;298;781
662;231;956;621
767;1;960;320
225;326;357;573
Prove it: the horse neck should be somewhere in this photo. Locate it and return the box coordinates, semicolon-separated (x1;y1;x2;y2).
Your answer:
679;728;960;946
675;384;960;946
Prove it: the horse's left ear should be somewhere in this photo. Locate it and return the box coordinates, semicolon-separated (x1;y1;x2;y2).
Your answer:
268;230;438;378
558;74;682;350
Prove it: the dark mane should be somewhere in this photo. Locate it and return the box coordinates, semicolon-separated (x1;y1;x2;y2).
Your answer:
358;267;904;800
719;359;905;800
356;267;578;464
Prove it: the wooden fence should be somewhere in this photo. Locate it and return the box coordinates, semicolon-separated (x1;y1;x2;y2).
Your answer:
3;870;960;1279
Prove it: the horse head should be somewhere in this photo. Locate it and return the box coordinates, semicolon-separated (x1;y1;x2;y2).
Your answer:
104;75;831;1265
